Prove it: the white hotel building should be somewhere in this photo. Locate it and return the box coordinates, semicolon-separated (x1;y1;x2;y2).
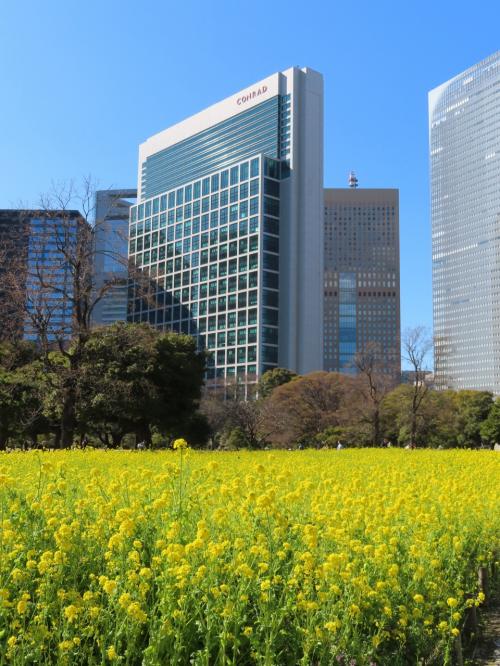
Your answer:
128;67;324;382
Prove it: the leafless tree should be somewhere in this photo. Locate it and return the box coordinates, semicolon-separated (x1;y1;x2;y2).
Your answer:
402;326;433;447
353;342;398;445
200;375;275;449
0;178;149;447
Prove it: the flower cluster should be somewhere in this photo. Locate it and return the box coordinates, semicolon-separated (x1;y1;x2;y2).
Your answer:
0;449;497;664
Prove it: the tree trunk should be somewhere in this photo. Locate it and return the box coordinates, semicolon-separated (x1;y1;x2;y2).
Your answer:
410;412;417;447
60;380;77;448
373;409;380;446
111;432;123;449
0;430;7;451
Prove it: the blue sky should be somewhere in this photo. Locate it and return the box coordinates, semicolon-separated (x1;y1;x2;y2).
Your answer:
1;0;499;335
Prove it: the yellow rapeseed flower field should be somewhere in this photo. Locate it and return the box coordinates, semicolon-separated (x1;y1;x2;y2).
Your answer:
0;449;498;665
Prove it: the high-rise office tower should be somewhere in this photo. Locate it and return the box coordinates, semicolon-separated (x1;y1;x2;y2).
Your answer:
0;209;83;343
323;183;400;375
92;189;136;327
128;67;324;382
429;51;500;392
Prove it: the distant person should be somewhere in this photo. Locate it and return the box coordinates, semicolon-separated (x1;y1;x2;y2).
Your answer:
336;441;344;450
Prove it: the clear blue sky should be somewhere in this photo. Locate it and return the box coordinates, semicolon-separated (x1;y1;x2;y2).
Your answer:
1;0;499;335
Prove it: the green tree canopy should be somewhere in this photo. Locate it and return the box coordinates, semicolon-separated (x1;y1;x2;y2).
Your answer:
77;322;207;447
480;397;500;446
257;367;297;398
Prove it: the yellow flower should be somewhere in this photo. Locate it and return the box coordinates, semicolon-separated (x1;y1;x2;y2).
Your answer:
324;619;341;632
118;593;132;609
16;599;28;615
127;601;147;623
243;626;253;636
413;594;424;603
173;438;188;450
447;597;458;608
64;604;79;622
103;580;117;595
107;645;118;660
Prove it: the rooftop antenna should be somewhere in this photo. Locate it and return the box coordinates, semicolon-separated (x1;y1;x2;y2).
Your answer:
348;171;359;188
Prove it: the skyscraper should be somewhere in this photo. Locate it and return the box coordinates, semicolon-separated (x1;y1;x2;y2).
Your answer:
323;184;400;375
0;209;83;343
429;51;500;392
92;189;136;327
128;67;324;382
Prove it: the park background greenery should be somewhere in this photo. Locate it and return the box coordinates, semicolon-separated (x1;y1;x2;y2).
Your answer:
2;322;500;451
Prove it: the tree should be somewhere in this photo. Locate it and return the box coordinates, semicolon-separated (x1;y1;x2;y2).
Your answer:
201;378;273;449
480;397;500;446
0;180;151;447
264;371;355;448
0;342;46;449
257;367;297;398
353;342;397;446
402;326;433;447
453;390;493;448
77;322;206;447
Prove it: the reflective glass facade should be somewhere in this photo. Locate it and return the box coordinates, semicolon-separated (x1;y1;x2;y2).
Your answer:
141;96;291;200
24;215;78;341
323;189;400;376
133;67;324;379
129;155;281;381
92;190;136;327
429;51;500;392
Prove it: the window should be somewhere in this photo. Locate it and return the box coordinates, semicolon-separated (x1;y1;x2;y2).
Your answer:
240;182;249;199
263;308;278;326
262;345;278;364
263;289;279;307
240;162;249;181
263;271;278;289
264;234;279;253
264;197;280;217
263;253;279;271
264;179;280;197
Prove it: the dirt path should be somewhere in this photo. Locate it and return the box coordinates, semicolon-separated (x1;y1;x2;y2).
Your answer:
471;598;500;665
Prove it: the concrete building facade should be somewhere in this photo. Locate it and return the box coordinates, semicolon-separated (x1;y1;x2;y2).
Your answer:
129;67;324;382
323;186;400;375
